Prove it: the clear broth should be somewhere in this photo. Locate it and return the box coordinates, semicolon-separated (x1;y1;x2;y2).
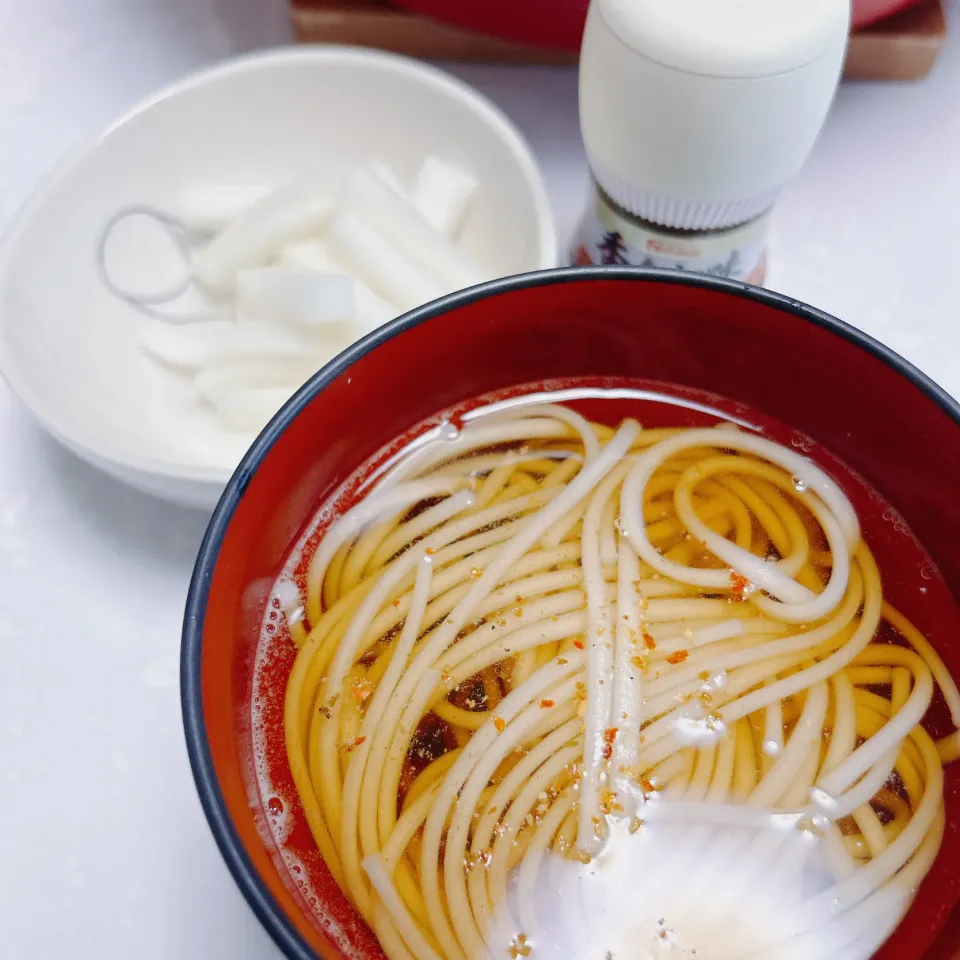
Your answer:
250;377;960;960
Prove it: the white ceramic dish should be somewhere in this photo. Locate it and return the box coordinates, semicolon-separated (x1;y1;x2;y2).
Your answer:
0;46;556;510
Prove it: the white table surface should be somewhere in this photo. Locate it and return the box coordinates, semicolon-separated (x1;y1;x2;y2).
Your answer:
1;3;958;958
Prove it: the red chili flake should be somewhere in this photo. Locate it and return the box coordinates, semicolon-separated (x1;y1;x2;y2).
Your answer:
540;699;555;709
730;570;751;602
602;727;619;760
509;933;532;958
573;639;585;650
494;717;506;732
666;650;689;664
464;849;493;872
425;547;436;555
642;632;657;650
350;678;374;703
599;788;623;814
392;599;401;608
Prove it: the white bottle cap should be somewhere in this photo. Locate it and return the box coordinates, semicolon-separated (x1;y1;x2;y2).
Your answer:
580;0;850;229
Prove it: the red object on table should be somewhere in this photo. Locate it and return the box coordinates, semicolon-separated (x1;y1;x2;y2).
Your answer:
393;0;926;52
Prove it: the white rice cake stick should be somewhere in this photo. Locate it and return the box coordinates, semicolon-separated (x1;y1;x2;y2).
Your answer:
193;173;338;294
194;358;322;407
236;268;355;327
175;185;273;234
277;240;398;331
277;239;338;271
342;166;484;292
353;283;398;335
368;161;408;198
211;385;296;434
278;239;400;329
326;210;445;312
413;157;478;238
140;318;319;371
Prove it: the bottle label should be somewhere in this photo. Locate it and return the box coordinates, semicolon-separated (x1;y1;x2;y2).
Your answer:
573;190;769;284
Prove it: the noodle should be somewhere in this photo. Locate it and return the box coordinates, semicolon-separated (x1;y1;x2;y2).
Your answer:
276;401;960;960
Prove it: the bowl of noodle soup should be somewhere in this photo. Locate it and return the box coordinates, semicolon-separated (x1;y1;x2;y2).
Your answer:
181;266;960;960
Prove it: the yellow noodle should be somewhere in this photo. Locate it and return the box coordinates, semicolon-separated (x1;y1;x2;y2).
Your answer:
271;408;958;959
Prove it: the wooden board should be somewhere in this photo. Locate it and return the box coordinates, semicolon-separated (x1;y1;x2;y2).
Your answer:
846;0;947;80
291;0;946;81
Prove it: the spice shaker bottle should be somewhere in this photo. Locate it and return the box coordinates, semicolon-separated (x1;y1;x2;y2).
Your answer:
573;0;851;283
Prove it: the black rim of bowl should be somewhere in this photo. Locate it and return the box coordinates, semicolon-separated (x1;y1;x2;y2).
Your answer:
181;265;960;960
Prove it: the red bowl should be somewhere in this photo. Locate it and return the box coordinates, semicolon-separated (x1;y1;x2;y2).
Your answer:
392;0;925;52
182;267;960;960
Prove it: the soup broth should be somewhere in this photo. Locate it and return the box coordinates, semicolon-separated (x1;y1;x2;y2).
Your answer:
251;379;960;960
